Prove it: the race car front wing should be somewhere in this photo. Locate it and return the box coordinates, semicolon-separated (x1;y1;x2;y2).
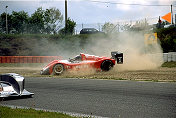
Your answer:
0;73;34;98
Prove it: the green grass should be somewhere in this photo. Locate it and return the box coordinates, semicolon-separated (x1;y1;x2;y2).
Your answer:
0;106;77;118
161;62;176;68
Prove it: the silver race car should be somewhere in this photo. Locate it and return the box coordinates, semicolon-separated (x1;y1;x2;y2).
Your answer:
0;73;34;98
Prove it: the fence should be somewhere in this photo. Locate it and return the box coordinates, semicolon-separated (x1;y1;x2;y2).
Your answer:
75;17;159;34
0;56;61;63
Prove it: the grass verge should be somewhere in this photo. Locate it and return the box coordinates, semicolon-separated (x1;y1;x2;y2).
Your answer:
0;106;77;118
161;62;176;68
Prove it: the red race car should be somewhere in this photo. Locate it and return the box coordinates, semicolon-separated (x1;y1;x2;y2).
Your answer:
40;52;123;75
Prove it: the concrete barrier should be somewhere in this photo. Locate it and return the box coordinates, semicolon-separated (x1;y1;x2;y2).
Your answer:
163;52;176;62
163;53;168;62
169;52;176;61
172;54;176;61
168;53;172;62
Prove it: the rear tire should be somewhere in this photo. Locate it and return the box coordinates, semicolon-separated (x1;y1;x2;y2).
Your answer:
101;60;113;71
53;64;64;75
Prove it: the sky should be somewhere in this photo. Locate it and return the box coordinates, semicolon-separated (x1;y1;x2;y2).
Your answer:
0;0;176;31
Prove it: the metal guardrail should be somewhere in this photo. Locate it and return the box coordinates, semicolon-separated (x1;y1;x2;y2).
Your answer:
0;56;61;63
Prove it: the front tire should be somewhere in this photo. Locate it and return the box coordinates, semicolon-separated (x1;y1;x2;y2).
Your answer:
53;64;64;75
101;60;114;71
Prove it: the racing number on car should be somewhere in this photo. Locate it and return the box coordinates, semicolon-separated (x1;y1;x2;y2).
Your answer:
66;66;71;69
118;57;122;63
75;65;89;69
66;65;89;69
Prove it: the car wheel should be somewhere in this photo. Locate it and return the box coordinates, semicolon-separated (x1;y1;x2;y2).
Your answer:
101;60;113;71
53;64;64;75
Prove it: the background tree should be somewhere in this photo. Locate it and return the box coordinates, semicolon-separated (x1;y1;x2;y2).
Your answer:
11;11;29;34
130;20;150;31
44;7;63;34
0;7;64;34
102;22;118;34
156;27;176;52
60;18;76;35
28;7;45;34
120;24;131;31
0;12;13;33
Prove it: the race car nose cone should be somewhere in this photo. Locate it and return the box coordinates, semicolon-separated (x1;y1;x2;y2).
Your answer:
0;73;34;98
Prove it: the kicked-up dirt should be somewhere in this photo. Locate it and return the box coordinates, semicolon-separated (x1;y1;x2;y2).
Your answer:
0;65;175;82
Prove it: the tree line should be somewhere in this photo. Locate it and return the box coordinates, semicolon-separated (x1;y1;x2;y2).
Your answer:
0;7;76;35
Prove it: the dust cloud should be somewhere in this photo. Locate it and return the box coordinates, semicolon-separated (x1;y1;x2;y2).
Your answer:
65;67;97;77
81;31;163;71
112;32;163;71
36;31;163;72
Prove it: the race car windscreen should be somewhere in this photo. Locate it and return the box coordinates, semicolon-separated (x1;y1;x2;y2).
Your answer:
69;55;82;62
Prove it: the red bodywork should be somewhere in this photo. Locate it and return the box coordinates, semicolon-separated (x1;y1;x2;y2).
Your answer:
41;53;116;75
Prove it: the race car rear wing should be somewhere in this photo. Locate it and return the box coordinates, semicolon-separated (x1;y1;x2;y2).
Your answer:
111;51;123;64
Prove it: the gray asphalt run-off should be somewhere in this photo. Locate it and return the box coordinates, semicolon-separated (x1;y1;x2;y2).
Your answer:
1;77;176;118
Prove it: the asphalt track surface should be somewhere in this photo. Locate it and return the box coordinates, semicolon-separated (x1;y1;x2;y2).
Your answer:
1;77;176;118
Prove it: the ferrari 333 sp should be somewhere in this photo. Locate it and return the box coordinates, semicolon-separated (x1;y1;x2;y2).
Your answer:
41;51;123;75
